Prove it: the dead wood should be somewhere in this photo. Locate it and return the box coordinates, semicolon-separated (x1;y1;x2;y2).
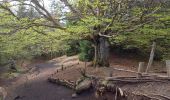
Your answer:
105;76;170;83
48;78;75;89
131;92;170;100
113;67;168;78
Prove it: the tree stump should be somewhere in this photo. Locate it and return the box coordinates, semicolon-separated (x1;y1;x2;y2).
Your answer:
137;62;145;78
166;60;170;77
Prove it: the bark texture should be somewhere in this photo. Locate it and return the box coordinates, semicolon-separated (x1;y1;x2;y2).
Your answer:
98;36;110;67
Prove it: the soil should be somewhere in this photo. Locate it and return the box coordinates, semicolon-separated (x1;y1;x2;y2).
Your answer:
0;53;168;100
1;57;97;100
50;54;170;100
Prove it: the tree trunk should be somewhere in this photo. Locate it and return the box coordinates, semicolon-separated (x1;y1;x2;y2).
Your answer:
93;44;98;67
98;36;110;67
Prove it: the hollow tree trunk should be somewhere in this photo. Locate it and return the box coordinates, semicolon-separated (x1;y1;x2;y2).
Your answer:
98;36;110;67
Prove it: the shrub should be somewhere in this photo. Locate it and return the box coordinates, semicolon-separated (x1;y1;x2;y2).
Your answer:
66;40;80;56
79;40;94;62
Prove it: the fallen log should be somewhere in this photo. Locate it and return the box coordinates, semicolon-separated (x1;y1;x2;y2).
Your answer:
105;76;170;84
48;78;75;89
113;68;168;78
130;92;170;100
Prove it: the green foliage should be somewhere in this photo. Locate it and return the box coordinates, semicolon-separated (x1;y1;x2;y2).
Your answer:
79;40;94;61
110;18;170;60
109;5;170;60
0;29;74;64
0;16;71;65
66;40;80;56
0;0;170;66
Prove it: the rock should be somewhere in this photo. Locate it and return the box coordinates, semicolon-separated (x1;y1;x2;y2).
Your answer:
75;78;92;93
72;93;78;98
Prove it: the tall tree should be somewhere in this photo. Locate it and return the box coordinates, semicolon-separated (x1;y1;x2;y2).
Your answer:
61;0;166;67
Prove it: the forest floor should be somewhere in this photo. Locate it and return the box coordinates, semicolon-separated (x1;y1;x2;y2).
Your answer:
0;53;169;100
1;58;95;100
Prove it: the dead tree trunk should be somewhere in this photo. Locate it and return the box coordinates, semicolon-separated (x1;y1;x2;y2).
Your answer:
145;42;156;73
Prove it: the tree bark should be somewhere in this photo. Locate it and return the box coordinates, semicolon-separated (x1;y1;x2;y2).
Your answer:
98;36;110;67
93;44;98;67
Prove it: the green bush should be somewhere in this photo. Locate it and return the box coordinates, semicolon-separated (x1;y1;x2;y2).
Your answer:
66;40;80;56
110;28;170;60
79;40;94;62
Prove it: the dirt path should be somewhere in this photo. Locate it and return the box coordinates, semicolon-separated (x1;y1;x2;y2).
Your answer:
3;54;166;100
5;61;95;100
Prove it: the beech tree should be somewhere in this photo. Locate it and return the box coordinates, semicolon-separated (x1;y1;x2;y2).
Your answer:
62;0;166;67
0;0;168;67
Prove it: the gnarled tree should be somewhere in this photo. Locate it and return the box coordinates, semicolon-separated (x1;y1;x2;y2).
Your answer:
61;0;166;67
0;0;167;67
